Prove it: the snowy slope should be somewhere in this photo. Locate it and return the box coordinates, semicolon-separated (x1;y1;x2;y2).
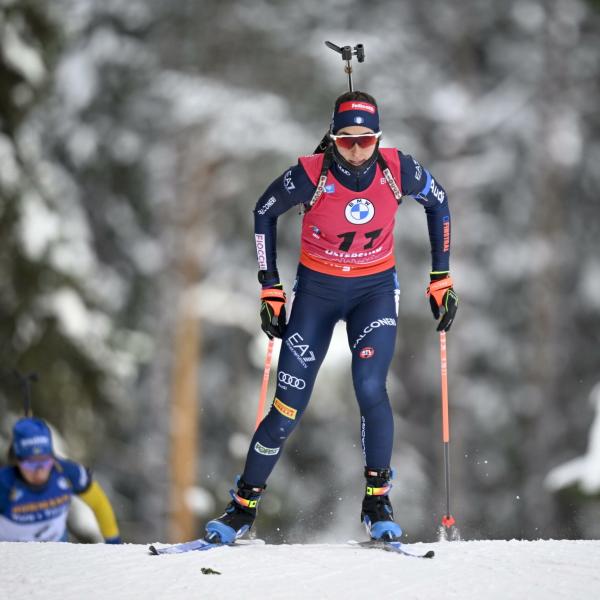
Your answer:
2;539;600;600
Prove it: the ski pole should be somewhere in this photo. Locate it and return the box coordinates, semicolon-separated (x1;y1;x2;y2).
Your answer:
255;338;274;431
439;331;456;530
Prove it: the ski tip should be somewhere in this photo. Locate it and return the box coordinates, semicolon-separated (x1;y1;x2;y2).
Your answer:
424;550;435;559
148;545;159;555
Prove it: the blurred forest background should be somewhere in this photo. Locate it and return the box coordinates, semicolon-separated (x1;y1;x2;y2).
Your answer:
1;0;600;544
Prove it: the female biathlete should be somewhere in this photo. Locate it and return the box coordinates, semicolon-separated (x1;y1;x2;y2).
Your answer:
205;91;458;543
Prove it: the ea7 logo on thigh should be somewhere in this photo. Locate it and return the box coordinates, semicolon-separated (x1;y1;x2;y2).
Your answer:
285;332;316;368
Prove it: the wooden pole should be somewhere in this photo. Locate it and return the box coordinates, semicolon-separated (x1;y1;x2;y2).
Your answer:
168;275;200;543
167;152;217;543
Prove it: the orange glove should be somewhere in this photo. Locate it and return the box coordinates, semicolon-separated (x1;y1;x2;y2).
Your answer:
260;284;287;339
426;272;458;332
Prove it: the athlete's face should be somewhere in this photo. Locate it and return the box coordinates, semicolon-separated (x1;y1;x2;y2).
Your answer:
18;455;54;486
333;126;379;167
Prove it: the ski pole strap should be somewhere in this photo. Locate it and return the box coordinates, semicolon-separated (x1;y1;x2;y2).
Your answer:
258;270;280;286
366;484;391;496
305;145;334;212
377;153;402;204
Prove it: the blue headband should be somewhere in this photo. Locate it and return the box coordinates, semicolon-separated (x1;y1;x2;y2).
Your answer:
331;100;380;133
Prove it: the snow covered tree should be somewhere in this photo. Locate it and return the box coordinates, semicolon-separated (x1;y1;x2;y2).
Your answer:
1;0;173;541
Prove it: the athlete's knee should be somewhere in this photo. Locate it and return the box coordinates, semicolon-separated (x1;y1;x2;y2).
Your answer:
353;375;387;409
261;397;301;443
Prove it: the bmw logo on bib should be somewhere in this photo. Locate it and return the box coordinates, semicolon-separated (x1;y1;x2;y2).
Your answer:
345;198;375;225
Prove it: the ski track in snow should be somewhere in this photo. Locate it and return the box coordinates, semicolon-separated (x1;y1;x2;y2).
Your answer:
2;539;600;600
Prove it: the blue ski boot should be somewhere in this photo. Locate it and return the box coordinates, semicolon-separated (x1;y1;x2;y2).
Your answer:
361;467;402;541
205;478;265;544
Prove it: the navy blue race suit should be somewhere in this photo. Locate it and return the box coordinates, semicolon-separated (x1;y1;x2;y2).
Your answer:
243;150;450;486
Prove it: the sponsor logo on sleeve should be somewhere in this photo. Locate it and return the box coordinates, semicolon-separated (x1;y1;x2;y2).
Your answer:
273;397;297;420
255;233;267;270
254;442;280;456
443;216;450;252
283;170;295;193
412;158;423;181
430;178;445;204
257;196;276;215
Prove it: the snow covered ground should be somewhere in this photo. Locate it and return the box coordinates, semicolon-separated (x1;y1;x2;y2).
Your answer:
2;539;600;599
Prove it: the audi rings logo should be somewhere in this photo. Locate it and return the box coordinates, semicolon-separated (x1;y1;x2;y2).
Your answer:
278;371;306;390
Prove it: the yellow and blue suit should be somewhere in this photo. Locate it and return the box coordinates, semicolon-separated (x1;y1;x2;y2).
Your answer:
0;458;120;543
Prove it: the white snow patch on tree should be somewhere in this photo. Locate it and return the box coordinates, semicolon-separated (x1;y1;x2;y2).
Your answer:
546;383;600;494
1;21;46;85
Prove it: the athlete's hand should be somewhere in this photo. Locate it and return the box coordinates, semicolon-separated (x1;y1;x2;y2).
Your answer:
260;284;287;339
426;272;458;332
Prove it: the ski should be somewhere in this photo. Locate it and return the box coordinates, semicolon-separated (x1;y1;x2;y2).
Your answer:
149;538;263;555
350;539;435;559
150;537;433;558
